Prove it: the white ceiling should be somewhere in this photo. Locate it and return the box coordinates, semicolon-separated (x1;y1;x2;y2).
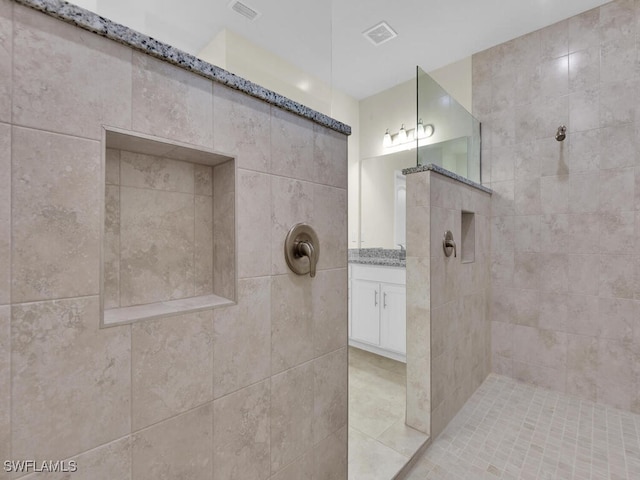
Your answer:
79;0;611;100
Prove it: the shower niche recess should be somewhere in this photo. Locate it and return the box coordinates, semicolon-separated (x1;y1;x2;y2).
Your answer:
101;128;236;327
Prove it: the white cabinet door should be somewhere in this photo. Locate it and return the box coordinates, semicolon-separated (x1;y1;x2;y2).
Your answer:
380;283;406;354
350;279;380;346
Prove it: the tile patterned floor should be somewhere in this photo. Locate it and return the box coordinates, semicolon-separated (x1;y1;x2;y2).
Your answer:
349;347;428;479
404;374;640;480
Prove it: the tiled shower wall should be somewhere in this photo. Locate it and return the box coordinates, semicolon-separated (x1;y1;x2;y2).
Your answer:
473;0;640;411
0;2;348;479
406;171;491;439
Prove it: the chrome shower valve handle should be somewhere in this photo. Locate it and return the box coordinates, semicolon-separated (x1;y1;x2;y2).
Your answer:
443;230;456;258
284;223;320;278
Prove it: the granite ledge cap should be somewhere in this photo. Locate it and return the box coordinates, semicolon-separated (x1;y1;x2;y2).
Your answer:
14;0;352;136
403;163;492;195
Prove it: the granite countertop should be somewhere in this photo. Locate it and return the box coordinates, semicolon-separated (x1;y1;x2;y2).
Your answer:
15;0;351;136
403;163;492;194
348;249;406;268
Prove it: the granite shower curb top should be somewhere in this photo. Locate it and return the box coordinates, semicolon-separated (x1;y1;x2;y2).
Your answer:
15;0;352;136
403;163;492;194
348;248;406;268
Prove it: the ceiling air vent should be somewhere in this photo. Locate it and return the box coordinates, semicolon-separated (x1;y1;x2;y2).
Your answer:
228;0;261;21
362;21;398;46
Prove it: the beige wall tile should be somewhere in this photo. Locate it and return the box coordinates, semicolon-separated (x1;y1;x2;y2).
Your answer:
212;161;236;300
213;84;271;173
491;320;513;359
119;187;195;306
120;151;195;193
271;273;313;374
599;167;635;214
313;426;347;480
596;338;636;410
599;254;635;299
271;176;314;275
270;108;314;181
194;195;214;295
539;292;568;331
513;361;566;393
491;216;514;254
406;205;430;258
194;164;212;196
237;170;271;279
0;124;9;305
314;125;348;189
569;88;599;133
541;19;569;60
512;324;567;369
313;348;348;444
568;172;599;213
539;254;568;293
600;211;635;255
0;0;11;125
313;268;347;357
406;171;429;208
270;453;313;480
104;185;120;309
490;180;515;217
13;4;131;140
566;334;598;401
568;8;600;53
270;362;314;472
132;52;212;148
513;253;539;290
131;311;213;430
0;306;8;479
600;80;637;127
20;437;132;480
599;0;635;42
213;380;270;480
213;277;271;399
132;404;212;480
313;184;347;271
12;127;101;302
105;148;121;185
569;47;600;93
12;297;130;460
431;350;454;410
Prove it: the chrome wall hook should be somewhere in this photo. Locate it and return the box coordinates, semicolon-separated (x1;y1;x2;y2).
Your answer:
555;125;566;142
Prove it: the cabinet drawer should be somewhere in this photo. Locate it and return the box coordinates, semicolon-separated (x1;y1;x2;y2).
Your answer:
350;264;405;285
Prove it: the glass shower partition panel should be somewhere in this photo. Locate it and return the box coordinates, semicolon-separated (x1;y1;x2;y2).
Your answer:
416;66;481;183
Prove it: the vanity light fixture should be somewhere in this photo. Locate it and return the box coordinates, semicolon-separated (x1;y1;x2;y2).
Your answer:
416;119;425;138
383;129;392;147
383;121;434;148
397;124;407;143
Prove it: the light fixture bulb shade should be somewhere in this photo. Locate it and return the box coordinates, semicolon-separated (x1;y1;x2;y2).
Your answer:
424;124;435;137
416;119;425;138
383;129;392;147
398;124;407;143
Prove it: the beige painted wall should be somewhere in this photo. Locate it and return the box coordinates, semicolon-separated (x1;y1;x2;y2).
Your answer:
475;0;640;412
354;58;473;249
0;2;348;478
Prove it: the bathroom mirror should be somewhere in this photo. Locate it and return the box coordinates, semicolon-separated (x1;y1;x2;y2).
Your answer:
359;149;414;249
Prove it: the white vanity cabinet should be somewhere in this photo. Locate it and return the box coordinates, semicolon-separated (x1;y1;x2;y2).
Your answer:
349;264;406;362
